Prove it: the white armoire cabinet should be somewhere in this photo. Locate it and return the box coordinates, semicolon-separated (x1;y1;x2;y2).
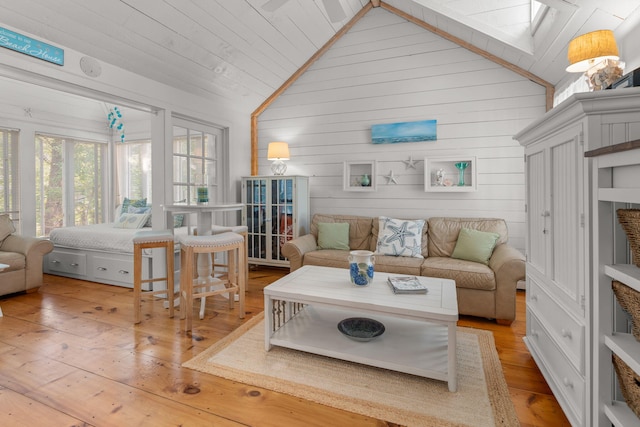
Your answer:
514;87;640;427
241;176;309;267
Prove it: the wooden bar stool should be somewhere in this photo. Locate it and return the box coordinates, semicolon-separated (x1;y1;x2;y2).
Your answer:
204;225;249;312
178;232;246;333
132;230;175;324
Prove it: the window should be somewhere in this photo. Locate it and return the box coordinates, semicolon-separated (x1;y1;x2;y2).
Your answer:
35;134;107;236
530;0;549;36
172;122;222;205
0;128;19;222
115;139;152;204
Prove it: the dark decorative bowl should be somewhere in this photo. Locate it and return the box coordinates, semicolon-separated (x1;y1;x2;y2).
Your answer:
337;317;385;342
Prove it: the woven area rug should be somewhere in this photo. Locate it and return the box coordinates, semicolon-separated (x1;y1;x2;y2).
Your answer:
183;313;518;427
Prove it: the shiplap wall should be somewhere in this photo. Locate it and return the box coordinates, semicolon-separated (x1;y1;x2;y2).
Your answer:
256;8;547;253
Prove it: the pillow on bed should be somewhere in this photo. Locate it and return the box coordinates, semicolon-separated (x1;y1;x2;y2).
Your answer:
128;205;152;227
120;197;147;216
113;212;150;229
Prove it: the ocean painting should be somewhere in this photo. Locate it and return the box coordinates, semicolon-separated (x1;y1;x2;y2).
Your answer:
371;119;437;144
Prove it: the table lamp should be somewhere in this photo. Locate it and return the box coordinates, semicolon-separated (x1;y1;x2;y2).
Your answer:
566;30;623;90
267;142;290;175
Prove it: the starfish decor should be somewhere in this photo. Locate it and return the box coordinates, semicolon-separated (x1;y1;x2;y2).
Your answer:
384;221;416;247
384;170;398;184
402;156;420;169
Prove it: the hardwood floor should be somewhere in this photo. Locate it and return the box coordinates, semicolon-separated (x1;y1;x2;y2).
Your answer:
0;268;570;426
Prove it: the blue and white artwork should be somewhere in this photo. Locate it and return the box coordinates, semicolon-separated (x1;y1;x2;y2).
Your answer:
371;119;437;144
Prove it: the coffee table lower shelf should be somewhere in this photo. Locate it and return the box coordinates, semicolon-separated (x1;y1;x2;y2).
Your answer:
267;304;452;386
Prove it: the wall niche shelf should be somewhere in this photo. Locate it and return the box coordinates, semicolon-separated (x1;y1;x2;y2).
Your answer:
424;156;477;192
344;161;376;192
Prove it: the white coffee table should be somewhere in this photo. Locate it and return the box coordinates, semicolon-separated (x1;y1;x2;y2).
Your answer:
264;265;459;391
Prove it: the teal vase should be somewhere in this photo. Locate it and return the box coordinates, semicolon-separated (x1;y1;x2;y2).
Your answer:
454;162;468;186
361;174;370;187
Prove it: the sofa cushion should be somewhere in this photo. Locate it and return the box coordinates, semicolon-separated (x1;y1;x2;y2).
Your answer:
451;228;500;265
311;214;373;250
427;217;508;257
0;250;26;272
375;216;425;258
421;257;496;291
303;249;350;269
0;214;16;243
373;254;423;276
317;222;350;250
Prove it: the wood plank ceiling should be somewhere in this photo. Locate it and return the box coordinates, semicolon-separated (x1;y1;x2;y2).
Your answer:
0;0;639;115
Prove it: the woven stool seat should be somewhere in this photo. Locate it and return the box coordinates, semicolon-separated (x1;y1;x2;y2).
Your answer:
179;231;243;247
179;231;246;333
133;229;175;324
211;225;248;234
133;230;175;244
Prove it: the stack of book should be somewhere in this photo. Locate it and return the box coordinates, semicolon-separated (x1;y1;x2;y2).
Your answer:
387;276;428;294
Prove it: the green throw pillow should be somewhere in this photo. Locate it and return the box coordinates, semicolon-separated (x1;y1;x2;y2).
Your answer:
317;222;350;250
451;228;500;265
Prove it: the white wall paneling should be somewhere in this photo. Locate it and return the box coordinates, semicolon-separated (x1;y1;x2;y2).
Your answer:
257;8;546;254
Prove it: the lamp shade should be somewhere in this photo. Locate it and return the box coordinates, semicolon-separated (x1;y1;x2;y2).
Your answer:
566;30;619;73
267;142;290;160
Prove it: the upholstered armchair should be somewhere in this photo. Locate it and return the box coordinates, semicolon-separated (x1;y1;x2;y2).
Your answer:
0;215;54;296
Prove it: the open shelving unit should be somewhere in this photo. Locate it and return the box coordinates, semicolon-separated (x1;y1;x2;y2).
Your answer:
590;143;640;426
343;160;376;191
424;156;477;192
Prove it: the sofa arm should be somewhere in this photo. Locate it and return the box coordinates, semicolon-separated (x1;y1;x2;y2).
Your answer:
281;234;318;272
1;235;54;291
488;244;525;323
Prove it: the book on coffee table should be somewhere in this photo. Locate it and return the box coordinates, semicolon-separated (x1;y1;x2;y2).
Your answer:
387;276;428;294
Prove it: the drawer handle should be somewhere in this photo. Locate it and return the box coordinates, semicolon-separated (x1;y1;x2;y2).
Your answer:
97;267;107;271
563;377;574;389
70;263;79;267
50;260;60;264
118;270;130;275
561;329;572;339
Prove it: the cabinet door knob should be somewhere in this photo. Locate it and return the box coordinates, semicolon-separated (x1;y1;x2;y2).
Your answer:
561;328;572;339
530;294;538;302
563;377;574;389
530;329;538;338
541;211;550;217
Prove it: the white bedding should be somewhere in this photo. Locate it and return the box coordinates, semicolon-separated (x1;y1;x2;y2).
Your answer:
49;223;142;253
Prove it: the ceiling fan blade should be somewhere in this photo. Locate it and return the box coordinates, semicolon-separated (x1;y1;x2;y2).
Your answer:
262;0;290;12
322;0;346;22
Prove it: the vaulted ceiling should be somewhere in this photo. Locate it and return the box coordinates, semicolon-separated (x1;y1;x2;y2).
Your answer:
1;0;639;115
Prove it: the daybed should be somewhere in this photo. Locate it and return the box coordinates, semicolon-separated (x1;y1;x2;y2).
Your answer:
281;214;525;324
0;214;54;296
44;202;186;289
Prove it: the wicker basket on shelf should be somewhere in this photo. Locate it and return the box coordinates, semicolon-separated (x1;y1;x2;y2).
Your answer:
617;209;640;268
613;353;640;420
612;280;640;342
